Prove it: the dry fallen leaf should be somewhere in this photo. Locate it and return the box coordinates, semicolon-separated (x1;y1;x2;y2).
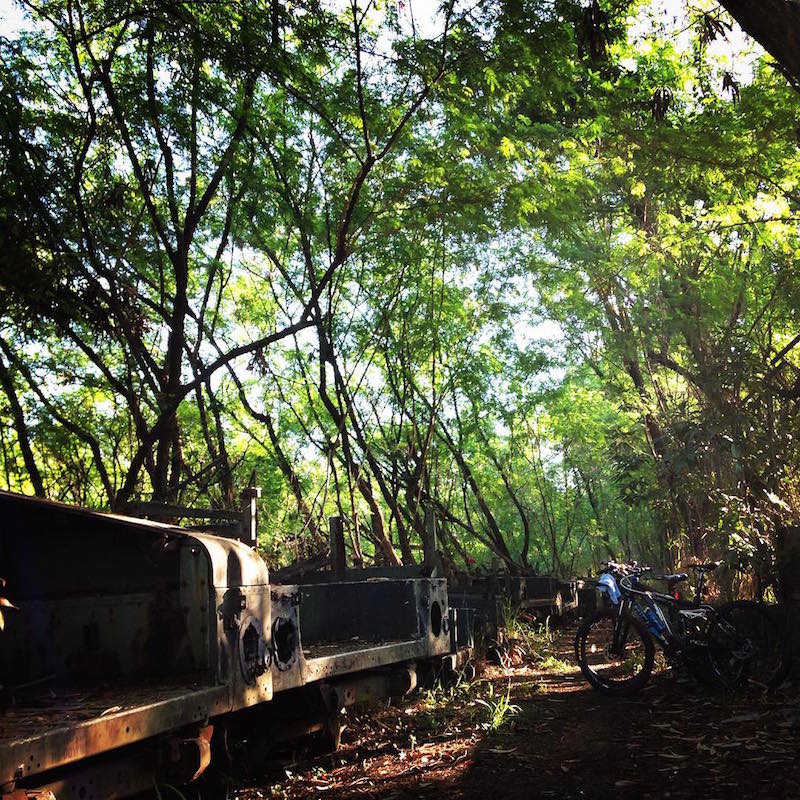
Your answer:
0;580;18;631
719;714;761;724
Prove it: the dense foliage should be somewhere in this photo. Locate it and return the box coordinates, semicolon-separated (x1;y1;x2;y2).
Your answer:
1;0;798;592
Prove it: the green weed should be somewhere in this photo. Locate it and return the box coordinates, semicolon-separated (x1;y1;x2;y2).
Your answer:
153;784;189;800
474;680;521;731
501;599;526;640
500;606;558;665
538;655;573;674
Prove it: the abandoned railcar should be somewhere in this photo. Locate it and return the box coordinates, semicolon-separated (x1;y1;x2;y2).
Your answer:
0;491;458;799
448;573;580;643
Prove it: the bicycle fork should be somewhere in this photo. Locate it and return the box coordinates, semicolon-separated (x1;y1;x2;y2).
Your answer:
611;601;634;656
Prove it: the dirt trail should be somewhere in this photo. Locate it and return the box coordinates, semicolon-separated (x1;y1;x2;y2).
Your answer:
230;629;800;800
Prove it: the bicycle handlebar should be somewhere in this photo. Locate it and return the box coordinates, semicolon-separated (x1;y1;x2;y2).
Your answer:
601;560;652;576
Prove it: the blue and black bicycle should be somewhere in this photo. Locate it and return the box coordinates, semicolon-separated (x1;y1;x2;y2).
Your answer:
575;560;789;696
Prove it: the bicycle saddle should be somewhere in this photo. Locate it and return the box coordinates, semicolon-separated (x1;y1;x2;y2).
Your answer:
689;561;721;573
657;572;688;584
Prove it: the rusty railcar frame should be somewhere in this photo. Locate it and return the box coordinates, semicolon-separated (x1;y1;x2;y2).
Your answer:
0;492;457;798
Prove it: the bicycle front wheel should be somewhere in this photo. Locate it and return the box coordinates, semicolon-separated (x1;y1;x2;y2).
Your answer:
709;600;789;691
575;607;655;695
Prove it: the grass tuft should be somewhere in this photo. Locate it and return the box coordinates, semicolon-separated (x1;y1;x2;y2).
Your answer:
474;680;521;731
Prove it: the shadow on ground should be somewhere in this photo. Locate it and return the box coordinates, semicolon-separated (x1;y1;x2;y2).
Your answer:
210;628;800;800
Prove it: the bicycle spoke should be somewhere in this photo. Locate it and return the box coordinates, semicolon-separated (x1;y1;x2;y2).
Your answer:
579;610;652;690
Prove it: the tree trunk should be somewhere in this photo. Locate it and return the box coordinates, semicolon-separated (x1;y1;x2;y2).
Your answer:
0;358;45;496
260;404;322;545
436;425;517;570
577;467;615;559
355;473;402;566
719;0;800;87
776;524;800;657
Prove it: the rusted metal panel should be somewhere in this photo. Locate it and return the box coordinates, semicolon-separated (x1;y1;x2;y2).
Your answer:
301;640;435;684
326;665;418;708
449;607;475;651
558;580;579;612
328;516;346;577
214;585;272;711
522;576;559;605
1;537;217;687
0;490;269;590
270;578;451;693
0;684;229;787
24;743;161;799
190;531;268;590
239;487;261;548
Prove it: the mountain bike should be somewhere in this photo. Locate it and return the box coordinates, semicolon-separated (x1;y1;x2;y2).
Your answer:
574;560;789;696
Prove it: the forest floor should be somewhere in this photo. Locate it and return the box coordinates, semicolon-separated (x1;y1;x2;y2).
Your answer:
227;626;800;800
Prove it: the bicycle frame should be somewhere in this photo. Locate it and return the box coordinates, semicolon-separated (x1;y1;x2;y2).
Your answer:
599;570;719;655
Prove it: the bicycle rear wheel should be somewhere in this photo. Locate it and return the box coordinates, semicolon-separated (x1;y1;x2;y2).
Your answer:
575;607;655;695
708;600;789;691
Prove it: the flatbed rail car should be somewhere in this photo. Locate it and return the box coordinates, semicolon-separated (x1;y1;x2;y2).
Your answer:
521;577;579;620
0;492;457;799
448;574;580;644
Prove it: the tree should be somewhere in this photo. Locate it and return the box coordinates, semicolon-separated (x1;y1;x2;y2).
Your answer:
0;0;464;511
